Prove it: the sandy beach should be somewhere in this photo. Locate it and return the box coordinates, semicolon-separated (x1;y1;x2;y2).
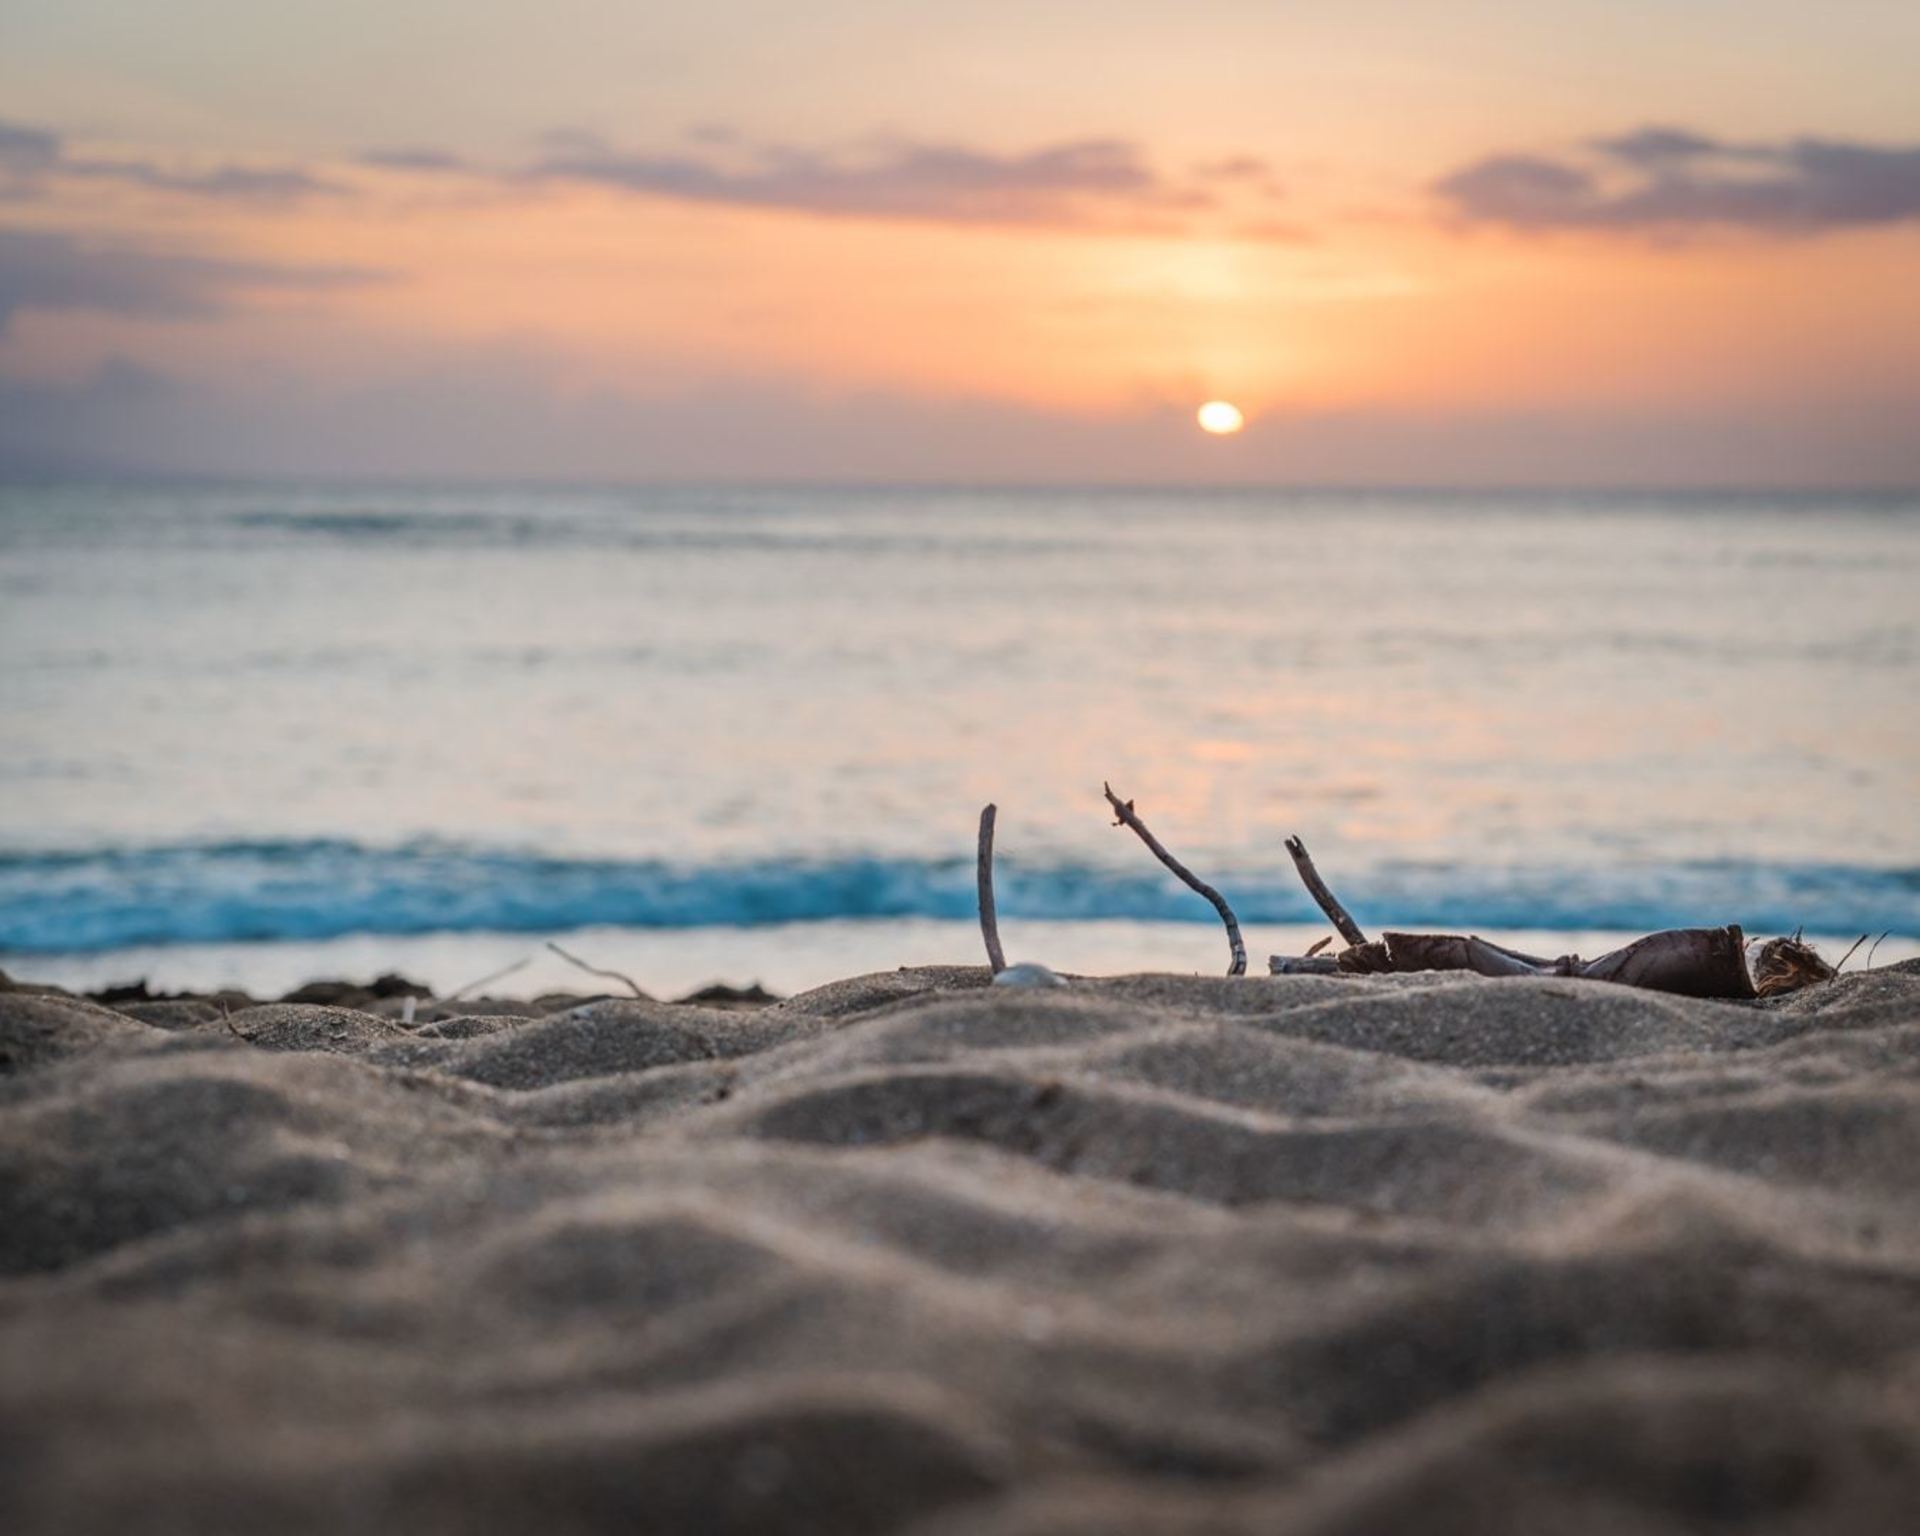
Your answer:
9;1;1920;1529
5;959;1919;1533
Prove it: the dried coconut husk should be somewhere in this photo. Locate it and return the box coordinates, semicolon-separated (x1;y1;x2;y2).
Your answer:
1751;935;1839;998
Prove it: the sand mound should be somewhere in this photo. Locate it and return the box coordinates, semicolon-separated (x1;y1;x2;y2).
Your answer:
0;991;167;1073
3;963;1918;1533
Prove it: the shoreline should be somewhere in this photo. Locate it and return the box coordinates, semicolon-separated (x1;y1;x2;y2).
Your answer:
10;916;1916;1007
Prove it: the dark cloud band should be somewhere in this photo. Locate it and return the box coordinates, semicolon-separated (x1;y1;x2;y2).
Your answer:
0;228;381;333
0;117;340;203
526;136;1217;228
1437;125;1920;235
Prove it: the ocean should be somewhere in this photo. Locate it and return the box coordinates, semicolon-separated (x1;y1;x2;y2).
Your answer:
3;481;1916;995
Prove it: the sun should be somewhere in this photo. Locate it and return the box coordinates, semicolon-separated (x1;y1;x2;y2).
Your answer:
1197;400;1245;435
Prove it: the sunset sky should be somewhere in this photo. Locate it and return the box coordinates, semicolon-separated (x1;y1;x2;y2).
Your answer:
4;1;1919;484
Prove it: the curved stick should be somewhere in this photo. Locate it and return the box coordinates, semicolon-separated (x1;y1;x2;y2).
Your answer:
977;803;1007;975
545;941;647;999
1283;835;1368;948
1103;782;1246;976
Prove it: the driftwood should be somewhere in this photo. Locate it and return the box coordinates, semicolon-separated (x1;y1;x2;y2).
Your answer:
974;787;1851;999
1103;782;1246;976
1269;954;1345;975
977;803;1007;975
1266;840;1834;1000
1322;926;1758;999
1284;836;1368;947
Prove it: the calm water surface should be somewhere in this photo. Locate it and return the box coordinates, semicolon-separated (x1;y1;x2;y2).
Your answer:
3;482;1915;989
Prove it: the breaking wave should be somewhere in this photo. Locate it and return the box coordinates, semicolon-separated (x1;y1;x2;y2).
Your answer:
0;840;1913;953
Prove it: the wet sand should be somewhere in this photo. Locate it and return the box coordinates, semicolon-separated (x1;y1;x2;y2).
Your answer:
4;961;1919;1533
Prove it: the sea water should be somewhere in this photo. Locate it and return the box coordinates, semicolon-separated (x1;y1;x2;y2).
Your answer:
3;482;1915;993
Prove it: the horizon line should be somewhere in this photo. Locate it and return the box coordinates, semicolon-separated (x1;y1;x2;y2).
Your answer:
3;470;1917;501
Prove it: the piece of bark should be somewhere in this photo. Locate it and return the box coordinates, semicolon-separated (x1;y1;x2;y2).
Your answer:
1336;940;1393;975
1579;925;1755;998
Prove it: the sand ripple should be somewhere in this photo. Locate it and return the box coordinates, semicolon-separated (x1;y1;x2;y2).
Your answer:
4;963;1919;1532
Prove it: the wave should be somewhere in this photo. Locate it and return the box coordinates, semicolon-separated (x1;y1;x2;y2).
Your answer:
220;505;1093;561
0;840;1914;954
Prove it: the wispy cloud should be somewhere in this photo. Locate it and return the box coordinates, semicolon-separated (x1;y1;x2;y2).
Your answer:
525;134;1215;229
0;228;380;333
358;147;472;173
0;121;62;176
66;159;342;200
10;115;1289;234
1436;125;1920;235
0;117;342;203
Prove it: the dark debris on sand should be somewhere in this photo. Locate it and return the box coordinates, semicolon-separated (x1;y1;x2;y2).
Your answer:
3;961;1920;1534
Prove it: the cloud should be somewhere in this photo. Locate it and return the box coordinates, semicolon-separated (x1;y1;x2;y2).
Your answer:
0;228;381;333
66;159;343;200
1193;155;1275;182
1587;125;1725;168
0;120;61;175
527;135;1213;228
358;147;470;173
1;119;63;198
1436;125;1920;235
0;116;340;203
10;115;1286;233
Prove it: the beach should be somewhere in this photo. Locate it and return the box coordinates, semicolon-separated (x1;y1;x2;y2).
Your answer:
10;5;1920;1530
6;958;1919;1532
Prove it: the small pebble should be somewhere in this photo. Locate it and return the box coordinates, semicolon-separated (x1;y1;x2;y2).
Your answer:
993;962;1068;989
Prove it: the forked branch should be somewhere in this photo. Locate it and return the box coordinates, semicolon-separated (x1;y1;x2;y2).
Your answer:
1103;782;1246;976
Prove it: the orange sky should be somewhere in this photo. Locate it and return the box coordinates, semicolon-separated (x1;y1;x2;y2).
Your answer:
3;1;1919;482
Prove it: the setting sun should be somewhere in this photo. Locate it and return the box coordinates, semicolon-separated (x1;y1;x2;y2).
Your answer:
1197;401;1245;435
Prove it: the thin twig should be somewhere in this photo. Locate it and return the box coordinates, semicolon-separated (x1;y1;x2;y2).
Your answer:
544;941;647;999
1833;933;1870;973
1102;782;1246;976
977;803;1007;975
1305;935;1332;958
1866;930;1891;969
1283;836;1368;948
445;955;531;1003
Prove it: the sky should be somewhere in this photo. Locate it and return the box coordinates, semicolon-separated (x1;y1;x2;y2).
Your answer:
3;0;1919;485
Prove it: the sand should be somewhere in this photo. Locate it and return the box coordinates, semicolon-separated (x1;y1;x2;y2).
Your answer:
4;960;1919;1533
